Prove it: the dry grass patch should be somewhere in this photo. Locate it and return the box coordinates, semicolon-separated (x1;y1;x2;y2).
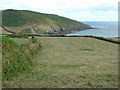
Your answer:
4;37;118;88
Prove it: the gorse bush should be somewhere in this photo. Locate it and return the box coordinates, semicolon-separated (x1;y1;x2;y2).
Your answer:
2;36;41;80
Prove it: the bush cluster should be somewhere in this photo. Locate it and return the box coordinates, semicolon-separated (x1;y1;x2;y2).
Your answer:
2;36;41;80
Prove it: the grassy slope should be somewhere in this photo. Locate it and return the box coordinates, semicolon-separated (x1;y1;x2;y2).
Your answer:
4;37;118;88
0;11;2;27
11;38;31;46
0;36;2;89
2;37;41;82
2;9;91;33
2;37;32;80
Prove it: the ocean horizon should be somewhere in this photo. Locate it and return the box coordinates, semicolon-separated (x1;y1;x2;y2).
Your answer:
66;21;118;38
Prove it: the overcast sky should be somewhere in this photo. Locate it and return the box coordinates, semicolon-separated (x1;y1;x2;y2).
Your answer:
0;0;119;21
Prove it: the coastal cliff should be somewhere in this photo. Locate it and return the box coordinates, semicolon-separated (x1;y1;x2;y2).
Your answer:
2;9;92;34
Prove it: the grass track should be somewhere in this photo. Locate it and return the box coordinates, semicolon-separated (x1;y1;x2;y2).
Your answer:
4;37;118;88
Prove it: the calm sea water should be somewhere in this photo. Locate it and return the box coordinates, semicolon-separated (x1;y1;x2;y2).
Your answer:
66;21;118;37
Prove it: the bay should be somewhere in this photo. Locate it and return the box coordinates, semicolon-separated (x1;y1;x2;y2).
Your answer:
66;21;118;37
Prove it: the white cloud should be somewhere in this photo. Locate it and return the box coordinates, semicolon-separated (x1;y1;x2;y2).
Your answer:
0;0;119;21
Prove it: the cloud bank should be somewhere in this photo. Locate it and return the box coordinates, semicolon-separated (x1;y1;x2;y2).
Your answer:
0;0;119;21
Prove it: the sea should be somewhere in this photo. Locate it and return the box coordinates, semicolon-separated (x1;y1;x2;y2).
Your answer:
66;21;118;38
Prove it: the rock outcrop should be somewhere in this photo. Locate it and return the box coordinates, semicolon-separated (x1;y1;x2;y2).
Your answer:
2;9;92;34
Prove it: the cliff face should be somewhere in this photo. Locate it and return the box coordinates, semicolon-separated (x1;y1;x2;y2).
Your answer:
2;9;92;34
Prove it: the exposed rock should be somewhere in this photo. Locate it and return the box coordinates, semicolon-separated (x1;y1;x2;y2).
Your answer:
2;9;92;34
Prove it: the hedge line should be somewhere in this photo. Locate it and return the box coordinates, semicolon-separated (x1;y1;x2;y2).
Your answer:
2;36;41;80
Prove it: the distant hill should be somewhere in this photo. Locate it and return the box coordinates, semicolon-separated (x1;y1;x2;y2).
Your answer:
2;9;92;34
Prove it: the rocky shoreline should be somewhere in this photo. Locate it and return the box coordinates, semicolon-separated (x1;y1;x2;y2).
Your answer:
2;26;95;35
3;9;93;35
40;27;95;35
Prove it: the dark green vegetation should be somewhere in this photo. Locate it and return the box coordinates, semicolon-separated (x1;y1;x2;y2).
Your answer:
88;36;120;44
5;34;120;44
1;8;118;88
2;9;92;34
68;35;120;44
0;10;2;27
2;36;41;81
0;36;2;89
3;37;118;88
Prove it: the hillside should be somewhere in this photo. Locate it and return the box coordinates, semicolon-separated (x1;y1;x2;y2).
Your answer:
2;9;92;34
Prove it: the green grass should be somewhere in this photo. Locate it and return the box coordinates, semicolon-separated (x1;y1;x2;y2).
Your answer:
0;36;2;89
11;38;32;46
3;37;118;88
80;48;93;51
2;9;91;33
2;36;41;82
2;36;32;80
0;11;2;27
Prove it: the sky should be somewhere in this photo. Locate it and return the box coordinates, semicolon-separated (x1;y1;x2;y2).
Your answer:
0;0;119;21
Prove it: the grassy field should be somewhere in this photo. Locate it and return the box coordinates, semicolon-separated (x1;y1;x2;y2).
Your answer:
3;37;118;88
109;38;119;42
0;36;2;89
11;38;32;46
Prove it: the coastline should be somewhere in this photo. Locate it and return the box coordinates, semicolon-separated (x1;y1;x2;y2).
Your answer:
40;27;94;36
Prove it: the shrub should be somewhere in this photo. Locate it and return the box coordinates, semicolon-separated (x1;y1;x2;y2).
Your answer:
2;36;41;80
